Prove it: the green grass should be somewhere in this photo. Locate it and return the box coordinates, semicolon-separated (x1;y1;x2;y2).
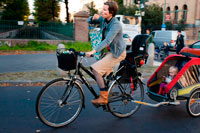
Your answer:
0;41;92;51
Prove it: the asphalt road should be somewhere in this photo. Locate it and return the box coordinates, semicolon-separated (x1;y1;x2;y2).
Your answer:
0;50;176;74
0;53;57;73
0;53;97;73
1;83;200;133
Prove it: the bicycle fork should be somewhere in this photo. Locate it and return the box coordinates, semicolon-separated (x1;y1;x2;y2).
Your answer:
59;80;75;106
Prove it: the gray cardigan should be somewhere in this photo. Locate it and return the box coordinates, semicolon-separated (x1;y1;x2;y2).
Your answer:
87;16;126;58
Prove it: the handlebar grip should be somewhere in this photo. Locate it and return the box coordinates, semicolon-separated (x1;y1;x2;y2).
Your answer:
78;52;85;57
76;52;94;57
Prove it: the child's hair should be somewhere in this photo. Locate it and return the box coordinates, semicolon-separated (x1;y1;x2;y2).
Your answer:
169;66;178;73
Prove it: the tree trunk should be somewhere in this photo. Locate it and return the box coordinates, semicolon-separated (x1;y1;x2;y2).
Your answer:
52;0;55;21
65;0;69;23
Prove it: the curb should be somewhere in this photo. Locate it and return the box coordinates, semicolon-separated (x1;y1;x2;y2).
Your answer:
0;81;48;86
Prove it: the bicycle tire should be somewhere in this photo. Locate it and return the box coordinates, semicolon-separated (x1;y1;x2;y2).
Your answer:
186;89;200;117
36;78;84;127
107;79;144;118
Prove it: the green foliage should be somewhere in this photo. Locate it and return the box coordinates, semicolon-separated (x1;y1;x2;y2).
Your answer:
118;5;138;16
165;21;173;30
33;0;60;21
0;0;6;7
114;0;123;6
63;42;92;51
86;2;98;16
0;41;92;51
142;4;162;26
0;0;30;21
177;19;187;31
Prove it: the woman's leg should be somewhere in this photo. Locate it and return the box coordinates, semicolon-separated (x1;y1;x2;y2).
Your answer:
91;51;126;105
91;69;108;105
92;69;106;90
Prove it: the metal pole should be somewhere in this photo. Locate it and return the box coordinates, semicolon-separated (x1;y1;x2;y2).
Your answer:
162;0;166;24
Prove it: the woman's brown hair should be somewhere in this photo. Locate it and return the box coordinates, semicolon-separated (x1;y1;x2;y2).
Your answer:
104;1;118;17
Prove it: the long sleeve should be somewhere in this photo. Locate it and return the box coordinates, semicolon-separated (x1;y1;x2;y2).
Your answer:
87;16;103;25
94;22;121;52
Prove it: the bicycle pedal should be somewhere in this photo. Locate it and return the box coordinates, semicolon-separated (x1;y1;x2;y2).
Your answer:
109;92;119;97
102;105;109;112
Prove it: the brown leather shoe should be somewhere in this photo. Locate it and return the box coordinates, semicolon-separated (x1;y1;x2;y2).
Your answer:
91;91;108;105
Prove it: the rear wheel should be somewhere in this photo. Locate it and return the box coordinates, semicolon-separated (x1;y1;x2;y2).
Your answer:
36;78;84;127
107;79;144;118
186;89;200;117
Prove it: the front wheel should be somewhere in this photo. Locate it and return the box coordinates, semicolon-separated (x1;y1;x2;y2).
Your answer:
186;89;200;117
107;79;144;118
36;78;84;127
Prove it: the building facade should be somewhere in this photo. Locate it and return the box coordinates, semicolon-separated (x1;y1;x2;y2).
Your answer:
124;0;200;40
146;0;200;26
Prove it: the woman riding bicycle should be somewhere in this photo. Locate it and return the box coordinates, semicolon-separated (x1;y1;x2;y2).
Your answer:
86;1;126;105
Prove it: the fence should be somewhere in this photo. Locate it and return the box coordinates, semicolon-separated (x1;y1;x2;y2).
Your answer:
0;20;74;40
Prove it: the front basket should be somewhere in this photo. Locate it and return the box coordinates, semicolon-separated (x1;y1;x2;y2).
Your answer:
56;48;77;71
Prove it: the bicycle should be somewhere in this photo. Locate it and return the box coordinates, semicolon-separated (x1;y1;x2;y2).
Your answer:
36;48;144;128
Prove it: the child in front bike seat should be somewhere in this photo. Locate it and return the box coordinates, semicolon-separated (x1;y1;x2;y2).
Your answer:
158;66;178;95
85;1;126;105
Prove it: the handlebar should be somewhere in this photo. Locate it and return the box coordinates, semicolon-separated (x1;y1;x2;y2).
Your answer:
57;48;94;58
75;51;94;57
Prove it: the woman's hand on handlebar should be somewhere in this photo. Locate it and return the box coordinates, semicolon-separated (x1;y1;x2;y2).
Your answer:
85;50;96;58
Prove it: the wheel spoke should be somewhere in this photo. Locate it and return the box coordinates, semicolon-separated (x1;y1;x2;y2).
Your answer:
36;79;83;127
108;80;144;118
187;90;200;117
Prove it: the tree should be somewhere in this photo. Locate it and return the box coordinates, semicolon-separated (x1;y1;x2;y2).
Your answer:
114;0;123;6
0;0;6;8
86;2;98;16
64;0;69;23
57;0;69;23
1;0;30;21
34;0;60;21
142;4;162;26
118;5;138;16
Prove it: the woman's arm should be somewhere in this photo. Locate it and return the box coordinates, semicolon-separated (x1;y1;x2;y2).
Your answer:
87;14;103;24
94;22;121;52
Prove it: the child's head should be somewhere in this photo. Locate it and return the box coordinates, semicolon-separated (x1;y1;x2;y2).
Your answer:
164;42;168;46
169;66;178;77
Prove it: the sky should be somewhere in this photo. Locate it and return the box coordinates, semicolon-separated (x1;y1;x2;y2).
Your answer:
28;0;82;21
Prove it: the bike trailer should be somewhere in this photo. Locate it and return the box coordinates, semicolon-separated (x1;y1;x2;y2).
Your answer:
147;54;200;102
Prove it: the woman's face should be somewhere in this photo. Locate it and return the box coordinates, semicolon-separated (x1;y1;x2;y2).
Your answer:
102;5;112;20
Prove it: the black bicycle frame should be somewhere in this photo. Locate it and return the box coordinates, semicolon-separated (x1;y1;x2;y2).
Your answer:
76;62;99;98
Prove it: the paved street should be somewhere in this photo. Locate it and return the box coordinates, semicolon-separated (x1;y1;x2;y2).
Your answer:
0;52;162;74
1;83;200;133
0;53;98;73
1;52;197;133
0;53;57;73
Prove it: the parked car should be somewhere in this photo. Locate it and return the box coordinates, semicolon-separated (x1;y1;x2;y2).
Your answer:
116;15;141;49
151;30;187;49
180;40;200;57
115;15;141;38
123;33;132;50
